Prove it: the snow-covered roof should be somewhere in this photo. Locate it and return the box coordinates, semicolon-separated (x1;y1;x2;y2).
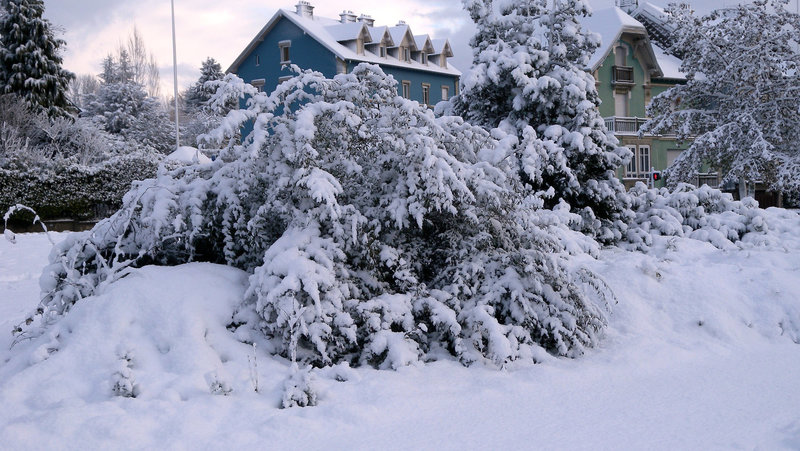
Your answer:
387;25;417;50
228;8;460;77
651;43;684;80
326;22;370;42
581;6;648;69
580;4;685;81
367;26;393;46
430;38;453;57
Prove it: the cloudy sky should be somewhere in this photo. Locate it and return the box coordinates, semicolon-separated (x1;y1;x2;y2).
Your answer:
42;0;725;97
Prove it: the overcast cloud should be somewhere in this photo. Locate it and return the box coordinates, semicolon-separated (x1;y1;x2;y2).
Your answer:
42;0;732;97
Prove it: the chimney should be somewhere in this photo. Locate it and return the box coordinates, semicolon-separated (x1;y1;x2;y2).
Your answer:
295;1;314;18
357;14;375;27
339;10;357;23
396;20;407;27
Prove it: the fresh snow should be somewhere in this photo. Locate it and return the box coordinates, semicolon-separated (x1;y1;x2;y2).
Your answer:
165;146;212;165
2;209;799;449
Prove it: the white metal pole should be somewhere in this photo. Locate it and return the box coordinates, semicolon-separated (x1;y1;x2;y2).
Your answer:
171;0;180;150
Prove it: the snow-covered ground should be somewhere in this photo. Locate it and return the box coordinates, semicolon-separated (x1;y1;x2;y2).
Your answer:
1;210;800;450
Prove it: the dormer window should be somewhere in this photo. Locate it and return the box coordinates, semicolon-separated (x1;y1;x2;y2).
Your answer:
279;40;291;64
404;47;410;62
357;39;364;55
380;46;386;58
421;53;428;65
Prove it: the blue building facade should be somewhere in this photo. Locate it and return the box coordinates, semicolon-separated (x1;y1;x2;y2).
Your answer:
227;2;461;107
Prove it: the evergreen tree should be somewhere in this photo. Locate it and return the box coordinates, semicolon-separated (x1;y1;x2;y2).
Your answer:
184;57;225;113
181;57;234;148
0;0;75;117
448;0;632;242
643;0;800;200
83;53;172;152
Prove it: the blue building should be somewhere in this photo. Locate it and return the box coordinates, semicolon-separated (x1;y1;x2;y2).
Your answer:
226;1;461;107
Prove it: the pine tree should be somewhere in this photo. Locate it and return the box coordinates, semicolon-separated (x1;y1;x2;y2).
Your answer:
83;52;172;152
448;0;632;242
643;0;800;200
0;0;75;117
184;57;225;113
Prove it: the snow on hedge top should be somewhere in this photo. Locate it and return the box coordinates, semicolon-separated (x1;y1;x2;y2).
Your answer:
165;146;212;165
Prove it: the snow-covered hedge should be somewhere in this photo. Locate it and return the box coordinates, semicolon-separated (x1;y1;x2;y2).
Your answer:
625;182;768;249
0;150;159;220
19;65;613;369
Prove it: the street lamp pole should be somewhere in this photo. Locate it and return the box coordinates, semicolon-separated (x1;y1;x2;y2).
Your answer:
171;0;180;150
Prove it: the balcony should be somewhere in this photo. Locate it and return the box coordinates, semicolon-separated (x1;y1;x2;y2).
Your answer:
612;65;634;85
604;116;649;135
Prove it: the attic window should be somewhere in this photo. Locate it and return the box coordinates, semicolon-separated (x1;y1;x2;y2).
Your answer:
255;55;260;66
421;53;428;65
279;40;291;64
380;46;386;58
357;39;364;55
404;47;411;63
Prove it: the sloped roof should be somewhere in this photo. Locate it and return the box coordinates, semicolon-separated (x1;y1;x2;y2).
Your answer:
326;22;371;42
651;43;684;79
228;9;460;76
430;38;453;57
387;25;417;50
581;6;648;69
367;26;393;46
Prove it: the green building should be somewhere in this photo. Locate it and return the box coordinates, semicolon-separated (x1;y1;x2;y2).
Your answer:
583;2;717;189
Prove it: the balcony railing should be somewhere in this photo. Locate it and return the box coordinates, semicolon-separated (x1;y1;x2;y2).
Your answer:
612;65;634;85
604;116;649;135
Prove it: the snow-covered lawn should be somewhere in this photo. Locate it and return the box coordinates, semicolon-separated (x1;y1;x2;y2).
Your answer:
1;212;799;449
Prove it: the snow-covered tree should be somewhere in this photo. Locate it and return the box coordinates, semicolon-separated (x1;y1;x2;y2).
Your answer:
122;26;161;98
0;0;75;117
184;57;225;112
446;0;632;242
643;0;800;200
23;65;612;368
181;57;233;148
83;51;173;153
68;74;100;112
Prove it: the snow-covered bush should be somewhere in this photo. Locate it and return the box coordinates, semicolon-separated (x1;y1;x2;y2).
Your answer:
625;182;768;250
0;95;161;220
21;64;612;369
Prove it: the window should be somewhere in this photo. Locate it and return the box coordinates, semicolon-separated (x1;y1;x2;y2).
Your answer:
454;80;459;94
441;86;449;101
252;78;266;92
422;84;430;105
624;145;651;178
401;81;410;99
614;92;629;117
356;39;364;55
279;40;291;64
421;53;428;65
255;55;260;66
380;46;386;58
638;145;650;177
404;47;410;62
